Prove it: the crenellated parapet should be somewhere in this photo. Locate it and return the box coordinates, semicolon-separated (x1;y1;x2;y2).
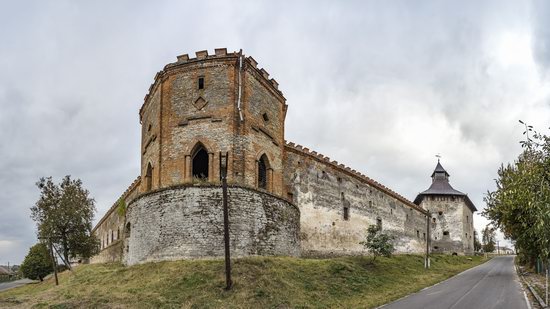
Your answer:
139;48;283;122
91;176;141;234
284;141;428;215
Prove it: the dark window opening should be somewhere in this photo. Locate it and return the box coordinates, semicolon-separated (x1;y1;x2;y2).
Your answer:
262;113;269;122
125;222;131;237
443;231;449;236
117;228;120;240
390;209;393;215
148;124;152;132
416;230;420;238
343;206;349;220
337;177;342;183
192;146;209;180
438;211;443;216
434;246;439;250
145;163;153;191
423;233;426;240
198;77;204;89
466;216;469;223
111;230;114;242
341;192;345;200
287;192;294;202
258;154;268;189
432;218;436;223
377;218;382;230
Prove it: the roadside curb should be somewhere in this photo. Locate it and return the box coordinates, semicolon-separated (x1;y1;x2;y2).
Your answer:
515;259;545;309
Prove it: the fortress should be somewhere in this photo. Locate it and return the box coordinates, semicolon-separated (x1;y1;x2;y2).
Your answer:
91;49;476;265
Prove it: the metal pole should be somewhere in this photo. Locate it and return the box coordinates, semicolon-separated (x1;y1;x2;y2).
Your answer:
220;152;232;290
425;212;430;269
48;241;58;286
546;260;548;305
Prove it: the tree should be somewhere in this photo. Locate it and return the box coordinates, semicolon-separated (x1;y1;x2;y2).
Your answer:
482;225;496;253
360;224;395;262
31;176;99;264
19;243;53;281
474;230;482;252
483;121;550;265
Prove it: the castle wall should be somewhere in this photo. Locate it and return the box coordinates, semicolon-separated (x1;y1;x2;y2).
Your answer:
140;86;161;192
283;145;428;256
90;178;140;264
124;185;300;265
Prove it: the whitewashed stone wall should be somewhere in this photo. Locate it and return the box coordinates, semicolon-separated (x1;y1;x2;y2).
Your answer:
124;185;300;265
284;146;428;256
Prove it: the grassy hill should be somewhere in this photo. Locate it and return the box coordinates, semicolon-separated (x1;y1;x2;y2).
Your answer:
0;254;486;309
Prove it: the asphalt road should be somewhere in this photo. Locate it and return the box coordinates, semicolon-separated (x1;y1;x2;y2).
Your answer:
381;256;530;309
0;279;36;292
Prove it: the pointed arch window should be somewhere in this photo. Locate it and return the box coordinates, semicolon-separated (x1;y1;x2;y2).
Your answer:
192;145;209;180
258;154;269;189
145;163;153;191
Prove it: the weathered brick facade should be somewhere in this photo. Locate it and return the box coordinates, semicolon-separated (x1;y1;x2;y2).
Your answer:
91;48;474;264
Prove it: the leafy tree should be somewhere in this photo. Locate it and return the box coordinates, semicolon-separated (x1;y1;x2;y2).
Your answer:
483;121;550;265
474;230;482;252
31;176;99;264
360;224;395;262
481;225;496;253
20;243;53;281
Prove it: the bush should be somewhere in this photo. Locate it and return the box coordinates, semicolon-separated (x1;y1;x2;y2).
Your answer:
360;225;395;262
20;243;53;281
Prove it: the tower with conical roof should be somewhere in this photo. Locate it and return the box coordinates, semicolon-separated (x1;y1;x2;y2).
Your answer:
414;160;476;255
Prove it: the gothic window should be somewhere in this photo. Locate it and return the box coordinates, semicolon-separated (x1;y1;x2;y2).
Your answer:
258;154;269;189
145;163;153;191
125;222;131;238
192;145;209;180
111;230;114;242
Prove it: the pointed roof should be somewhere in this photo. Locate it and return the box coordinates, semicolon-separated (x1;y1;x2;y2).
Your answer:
414;161;477;212
431;160;449;177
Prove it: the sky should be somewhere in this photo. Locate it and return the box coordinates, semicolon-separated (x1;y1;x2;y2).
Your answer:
1;0;549;264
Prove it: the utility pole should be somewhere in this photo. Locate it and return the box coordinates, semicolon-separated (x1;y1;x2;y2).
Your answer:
219;152;232;290
48;240;58;286
425;211;431;269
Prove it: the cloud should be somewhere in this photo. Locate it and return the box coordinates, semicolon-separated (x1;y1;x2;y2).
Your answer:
1;0;549;262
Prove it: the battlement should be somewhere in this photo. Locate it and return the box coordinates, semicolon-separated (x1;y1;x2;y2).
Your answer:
140;48;283;121
284;141;427;215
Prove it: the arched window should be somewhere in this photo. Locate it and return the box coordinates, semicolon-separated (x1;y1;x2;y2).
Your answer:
125;222;131;238
145;163;153;191
192;145;209;180
258;154;269;189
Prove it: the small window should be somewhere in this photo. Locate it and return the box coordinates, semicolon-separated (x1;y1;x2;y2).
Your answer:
262;113;269;122
287;192;294;202
434;246;439;250
432;218;436;223
423;232;426;240
416;230;420;238
148;124;152;132
466;216;469;223
369;201;372;207
341;192;345;200
377;218;382;229
443;231;449;236
390;209;393;215
343;206;349;221
198;77;204;89
337;177;342;183
438;211;443;216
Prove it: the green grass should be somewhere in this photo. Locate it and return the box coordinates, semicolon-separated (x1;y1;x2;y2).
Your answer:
0;254;487;309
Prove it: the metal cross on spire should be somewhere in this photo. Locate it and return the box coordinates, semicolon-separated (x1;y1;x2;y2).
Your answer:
435;153;441;162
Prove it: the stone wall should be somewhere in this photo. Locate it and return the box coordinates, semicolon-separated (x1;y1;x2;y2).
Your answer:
283;144;428;256
124;185;300;265
421;196;474;255
90;177;140;264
